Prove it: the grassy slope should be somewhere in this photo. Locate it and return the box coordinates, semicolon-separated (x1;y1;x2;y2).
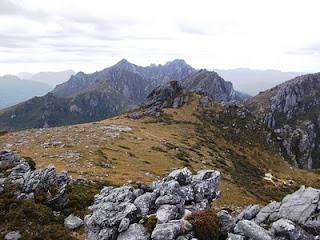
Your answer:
1;95;320;212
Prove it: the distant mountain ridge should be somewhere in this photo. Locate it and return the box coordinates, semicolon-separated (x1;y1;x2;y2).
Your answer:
0;75;52;109
18;70;75;86
0;59;242;131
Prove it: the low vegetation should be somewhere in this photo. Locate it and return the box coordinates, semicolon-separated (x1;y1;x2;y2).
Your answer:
187;208;220;240
2;95;320;212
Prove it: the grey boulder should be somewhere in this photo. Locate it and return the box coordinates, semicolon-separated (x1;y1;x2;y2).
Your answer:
271;219;314;240
64;214;83;230
5;231;21;240
235;220;272;240
278;186;320;224
117;223;150;240
151;220;192;240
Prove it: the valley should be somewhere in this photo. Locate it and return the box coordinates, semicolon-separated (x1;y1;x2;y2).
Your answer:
2;95;320;211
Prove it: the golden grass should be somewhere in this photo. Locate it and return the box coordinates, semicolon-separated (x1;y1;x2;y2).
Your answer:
1;95;320;213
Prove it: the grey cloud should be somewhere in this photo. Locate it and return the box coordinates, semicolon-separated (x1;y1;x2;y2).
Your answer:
288;43;320;55
178;22;207;35
0;0;46;19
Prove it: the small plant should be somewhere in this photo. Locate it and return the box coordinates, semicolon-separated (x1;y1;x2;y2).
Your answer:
143;215;157;233
187;208;220;240
63;183;101;218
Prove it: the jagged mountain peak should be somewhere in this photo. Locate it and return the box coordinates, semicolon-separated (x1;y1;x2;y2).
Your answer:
164;58;188;66
182;69;236;102
113;58;137;72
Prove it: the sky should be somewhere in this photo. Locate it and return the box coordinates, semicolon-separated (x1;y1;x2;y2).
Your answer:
1;0;320;75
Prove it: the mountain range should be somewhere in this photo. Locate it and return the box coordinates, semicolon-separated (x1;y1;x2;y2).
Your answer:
0;70;75;110
0;75;52;109
18;70;75;86
1;59;320;173
0;59;244;131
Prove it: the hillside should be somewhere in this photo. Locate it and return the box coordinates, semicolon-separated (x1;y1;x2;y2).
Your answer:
0;75;52;109
246;72;320;169
0;60;243;132
2;94;320;210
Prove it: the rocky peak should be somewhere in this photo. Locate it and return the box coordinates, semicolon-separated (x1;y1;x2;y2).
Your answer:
182;69;236;102
128;81;190;118
163;59;189;68
113;58;138;73
246;72;320;169
270;73;320;120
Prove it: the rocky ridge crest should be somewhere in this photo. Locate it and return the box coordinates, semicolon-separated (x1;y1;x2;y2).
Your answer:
246;73;320;169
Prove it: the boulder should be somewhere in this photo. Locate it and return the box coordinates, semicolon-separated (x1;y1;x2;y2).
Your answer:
156;204;184;223
271;219;314;240
165;168;192;185
118;218;130;232
151;220;192;240
64;214;83;230
254;201;281;224
278;186;320;224
236;204;261;222
227;233;245;240
155;194;184;207
117;223;150;240
217;210;236;236
134;192;157;216
4;231;21;240
304;219;320;235
234;220;272;240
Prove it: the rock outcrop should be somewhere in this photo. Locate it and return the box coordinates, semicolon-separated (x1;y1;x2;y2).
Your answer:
220;186;320;239
182;69;239;103
128;81;190;118
246;73;320;169
84;167;221;240
0;150;70;209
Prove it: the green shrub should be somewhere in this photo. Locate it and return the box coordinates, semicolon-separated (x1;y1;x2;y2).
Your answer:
187;208;220;240
63;183;101;218
143;215;157;233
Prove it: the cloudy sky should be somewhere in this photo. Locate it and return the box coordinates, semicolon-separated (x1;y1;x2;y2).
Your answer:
1;0;320;75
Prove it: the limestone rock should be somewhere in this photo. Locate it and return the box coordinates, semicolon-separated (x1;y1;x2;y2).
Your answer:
271;219;314;240
234;220;272;240
4;231;21;240
64;214;83;230
117;223;150;240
